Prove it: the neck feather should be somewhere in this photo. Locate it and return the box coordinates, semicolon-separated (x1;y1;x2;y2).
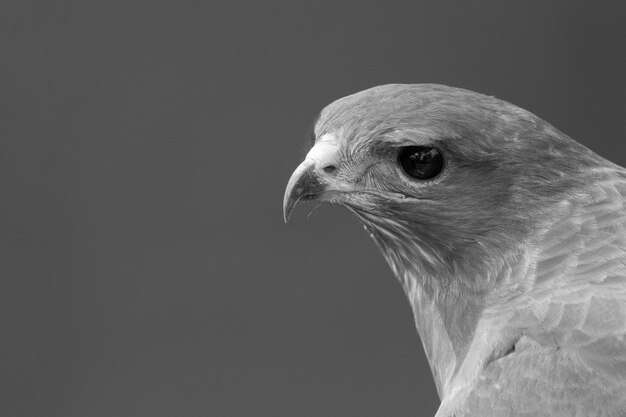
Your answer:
356;210;524;396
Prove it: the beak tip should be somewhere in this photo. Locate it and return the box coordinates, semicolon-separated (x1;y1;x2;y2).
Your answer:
282;191;297;223
283;161;322;224
282;204;290;223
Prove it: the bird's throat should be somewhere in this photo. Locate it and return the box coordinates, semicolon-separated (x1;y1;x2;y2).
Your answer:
405;276;485;397
363;219;489;397
356;209;530;399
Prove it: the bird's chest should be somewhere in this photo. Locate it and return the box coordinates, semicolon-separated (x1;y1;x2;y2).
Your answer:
440;339;623;417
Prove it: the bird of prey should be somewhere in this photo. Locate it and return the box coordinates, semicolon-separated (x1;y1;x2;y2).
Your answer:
283;84;626;417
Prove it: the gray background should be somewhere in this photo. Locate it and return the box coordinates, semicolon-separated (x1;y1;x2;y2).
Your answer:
2;1;625;416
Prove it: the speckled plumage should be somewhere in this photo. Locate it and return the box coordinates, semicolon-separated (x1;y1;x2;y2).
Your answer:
283;84;626;416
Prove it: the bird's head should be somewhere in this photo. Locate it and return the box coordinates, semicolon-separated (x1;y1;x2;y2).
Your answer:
284;84;600;293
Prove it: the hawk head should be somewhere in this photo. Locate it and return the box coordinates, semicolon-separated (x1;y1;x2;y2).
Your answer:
284;84;601;293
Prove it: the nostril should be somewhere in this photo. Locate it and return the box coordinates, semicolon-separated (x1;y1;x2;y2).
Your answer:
322;165;337;174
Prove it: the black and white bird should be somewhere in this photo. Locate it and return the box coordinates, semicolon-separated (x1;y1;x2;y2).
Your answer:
284;84;626;416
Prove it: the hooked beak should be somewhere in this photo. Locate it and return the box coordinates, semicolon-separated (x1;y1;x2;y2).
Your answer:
282;161;324;222
283;136;341;222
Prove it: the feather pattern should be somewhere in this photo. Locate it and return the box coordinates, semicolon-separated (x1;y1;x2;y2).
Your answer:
456;171;626;416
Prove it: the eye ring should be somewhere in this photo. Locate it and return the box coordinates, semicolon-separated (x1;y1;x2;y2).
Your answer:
397;146;444;180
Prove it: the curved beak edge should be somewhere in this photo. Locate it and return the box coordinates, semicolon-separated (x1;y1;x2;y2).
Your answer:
283;162;325;223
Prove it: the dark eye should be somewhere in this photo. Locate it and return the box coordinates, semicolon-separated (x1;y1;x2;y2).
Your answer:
398;146;443;180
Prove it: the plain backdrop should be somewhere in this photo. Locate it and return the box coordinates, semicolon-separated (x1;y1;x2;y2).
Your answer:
1;1;625;416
